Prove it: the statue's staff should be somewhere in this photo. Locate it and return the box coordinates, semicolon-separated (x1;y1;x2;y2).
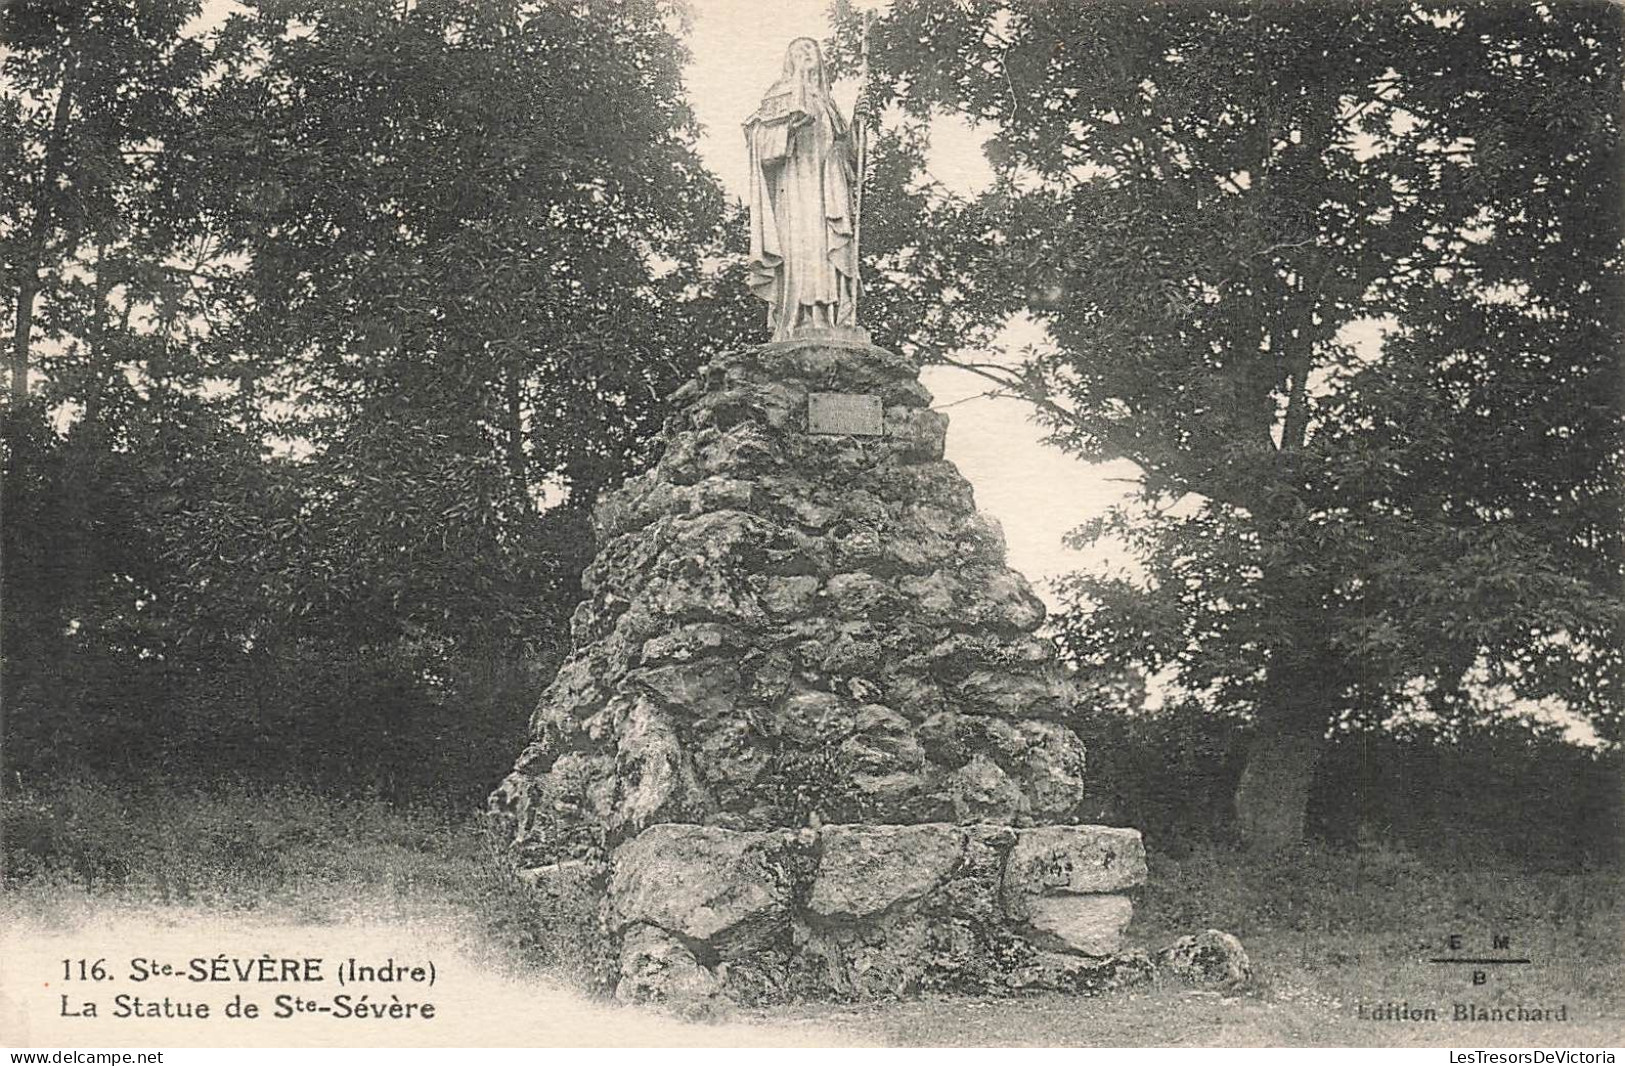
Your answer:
852;9;872;328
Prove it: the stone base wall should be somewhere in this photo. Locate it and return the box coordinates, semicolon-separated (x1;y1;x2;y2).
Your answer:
593;821;1152;1005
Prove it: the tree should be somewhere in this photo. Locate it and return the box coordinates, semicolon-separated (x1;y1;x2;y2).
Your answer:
2;0;758;798
1;0;262;774
853;0;1623;847
184;1;757;742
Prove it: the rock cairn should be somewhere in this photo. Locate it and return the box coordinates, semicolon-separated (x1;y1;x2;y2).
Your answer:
489;336;1152;1004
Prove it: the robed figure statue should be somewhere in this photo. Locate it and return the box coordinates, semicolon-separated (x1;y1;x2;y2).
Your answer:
745;38;865;340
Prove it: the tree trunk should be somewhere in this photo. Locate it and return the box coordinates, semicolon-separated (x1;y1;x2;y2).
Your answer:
10;273;41;403
1234;720;1326;851
1234;325;1330;851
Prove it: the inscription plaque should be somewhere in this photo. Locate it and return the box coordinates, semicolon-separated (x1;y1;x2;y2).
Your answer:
808;392;884;436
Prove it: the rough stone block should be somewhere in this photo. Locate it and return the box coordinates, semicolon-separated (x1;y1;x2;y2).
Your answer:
808;824;964;918
1017;722;1089;821
612;700;710;831
696;423;784;478
981;568;1047;631
1019;894;1134;957
884;405;948;461
790;912;933;1000
629;661;739;716
849;770;931;811
777;689;855;744
881;672;945;721
1004;825;1148;897
816;631;884;675
898;571;959;623
615;923;722;1005
825;570;900;618
1011;948;1155;993
839;704;926;773
686;710;768;797
639;622;733;665
948;753;1029;822
830;525;888;570
695;474;757;511
597;821;1156;1007
610;824;791;941
760;574;819;618
956;669;1073;719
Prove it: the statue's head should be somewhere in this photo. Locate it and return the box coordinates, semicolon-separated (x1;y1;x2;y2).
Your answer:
782;37;828;91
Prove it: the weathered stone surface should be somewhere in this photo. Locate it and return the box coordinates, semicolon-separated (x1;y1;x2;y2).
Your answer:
881;672;946;721
734;336;918;391
981;568;1047;631
1017;721;1090;820
955;669;1074;719
630;661;739;715
815;629;884;675
790;912;934;999
1004;825;1149;898
777;689;855;744
526;655;603;736
694;474;758;511
640;570;766;629
695;423;785;479
838;704;926;774
1011;948;1155;994
899;568;1047;632
915;633;1057;677
898;571;959;623
759;575;819;617
1019;894;1134;957
874;462;975;511
948;753;1028;822
609;824;790;941
691;382;805;434
850;771;934;815
640;622;734;665
687;709;768;800
808;824;963;918
825;571;899;619
1157;929;1253;990
615;923;722;1005
613;698;711;832
883;406;948;461
916;711;970;769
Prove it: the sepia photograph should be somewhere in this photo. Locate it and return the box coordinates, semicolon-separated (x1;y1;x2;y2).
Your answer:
1;0;1621;1052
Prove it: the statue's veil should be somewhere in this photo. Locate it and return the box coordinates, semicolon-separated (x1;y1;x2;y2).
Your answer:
780;37;831;96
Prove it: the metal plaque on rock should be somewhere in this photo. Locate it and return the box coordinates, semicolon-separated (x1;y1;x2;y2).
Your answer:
808;392;884;437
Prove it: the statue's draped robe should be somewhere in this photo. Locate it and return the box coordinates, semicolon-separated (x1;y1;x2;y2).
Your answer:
745;82;858;339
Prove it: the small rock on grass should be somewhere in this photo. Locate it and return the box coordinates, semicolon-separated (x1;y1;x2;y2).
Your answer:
1156;929;1253;992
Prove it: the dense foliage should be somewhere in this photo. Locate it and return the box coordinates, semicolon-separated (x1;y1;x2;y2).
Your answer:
2;0;755;800
845;0;1624;844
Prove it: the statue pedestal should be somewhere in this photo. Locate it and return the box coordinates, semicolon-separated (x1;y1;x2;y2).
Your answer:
608;822;1149;1005
775;324;873;345
488;339;1151;1004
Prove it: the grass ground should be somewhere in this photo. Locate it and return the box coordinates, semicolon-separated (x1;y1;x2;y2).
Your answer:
2;779;1621;1047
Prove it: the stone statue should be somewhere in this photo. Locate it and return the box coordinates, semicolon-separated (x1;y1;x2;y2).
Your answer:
745;37;867;340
